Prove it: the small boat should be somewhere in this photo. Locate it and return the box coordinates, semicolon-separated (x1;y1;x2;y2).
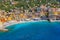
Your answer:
0;29;8;32
47;18;56;22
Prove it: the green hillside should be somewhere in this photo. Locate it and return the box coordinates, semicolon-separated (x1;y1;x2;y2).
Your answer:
0;0;60;11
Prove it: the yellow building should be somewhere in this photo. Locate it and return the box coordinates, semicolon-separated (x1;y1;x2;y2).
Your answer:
54;11;58;16
7;16;12;21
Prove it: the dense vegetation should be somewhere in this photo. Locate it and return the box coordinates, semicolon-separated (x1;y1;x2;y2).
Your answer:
0;0;60;11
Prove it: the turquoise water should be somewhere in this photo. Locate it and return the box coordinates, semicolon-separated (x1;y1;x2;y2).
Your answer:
0;21;60;40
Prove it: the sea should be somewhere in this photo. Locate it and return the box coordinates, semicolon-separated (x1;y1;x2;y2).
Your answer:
0;21;60;40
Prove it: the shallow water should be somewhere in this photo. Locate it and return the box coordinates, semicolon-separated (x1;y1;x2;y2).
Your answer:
0;21;60;40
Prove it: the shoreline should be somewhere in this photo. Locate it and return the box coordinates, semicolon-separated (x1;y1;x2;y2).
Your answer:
3;20;60;27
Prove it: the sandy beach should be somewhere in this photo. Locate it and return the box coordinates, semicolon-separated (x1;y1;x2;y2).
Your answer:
3;20;59;27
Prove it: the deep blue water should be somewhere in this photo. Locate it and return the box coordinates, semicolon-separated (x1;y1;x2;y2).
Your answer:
0;21;60;40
